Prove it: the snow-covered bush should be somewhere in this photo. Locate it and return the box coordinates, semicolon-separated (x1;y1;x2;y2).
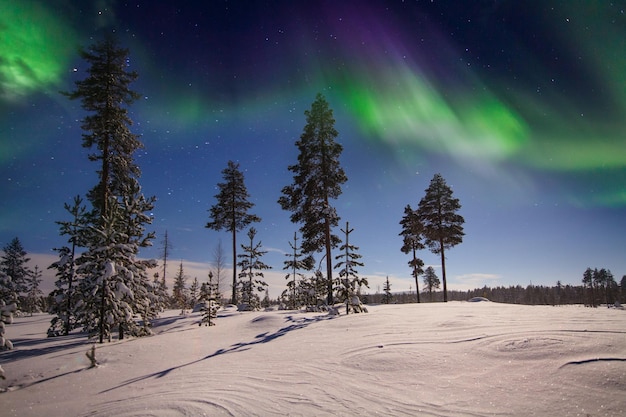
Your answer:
0;300;17;351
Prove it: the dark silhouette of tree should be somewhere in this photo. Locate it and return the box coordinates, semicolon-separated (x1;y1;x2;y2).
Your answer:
279;93;347;305
206;160;260;305
399;204;425;303
582;267;594;306
48;196;87;336
160;230;173;285
25;265;43;316
422;266;440;301
282;232;314;309
334;222;368;314
382;276;393;304
172;261;188;312
63;36;142;218
64;36;155;343
0;237;31;305
237;228;270;310
418;174;465;302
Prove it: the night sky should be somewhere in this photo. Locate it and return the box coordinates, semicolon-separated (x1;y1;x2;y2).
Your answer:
2;0;625;296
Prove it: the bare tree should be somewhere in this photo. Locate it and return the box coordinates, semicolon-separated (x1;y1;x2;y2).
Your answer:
211;239;227;296
160;230;173;284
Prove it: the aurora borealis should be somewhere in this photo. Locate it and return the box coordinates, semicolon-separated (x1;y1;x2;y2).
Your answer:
1;0;625;293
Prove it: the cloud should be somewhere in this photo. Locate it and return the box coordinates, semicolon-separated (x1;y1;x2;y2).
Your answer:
450;273;502;291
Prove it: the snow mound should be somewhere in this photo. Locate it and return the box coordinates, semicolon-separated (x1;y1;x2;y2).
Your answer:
1;304;625;416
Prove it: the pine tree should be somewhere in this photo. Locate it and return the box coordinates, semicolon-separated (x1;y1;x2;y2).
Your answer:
417;174;465;302
334;222;368;314
422;266;440;301
399;204;425;303
582;267;594;307
172;261;188;313
206;161;261;305
189;277;199;309
199;272;219;327
282;232;314;309
278;93;347;305
0;237;31;306
63;35;142;216
237;228;271;311
150;272;169;313
382;276;393;304
63;36;156;342
48;195;88;336
25;265;43;316
75;193;157;341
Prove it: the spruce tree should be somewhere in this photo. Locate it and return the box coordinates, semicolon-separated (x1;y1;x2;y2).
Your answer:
422;266;440;301
48;195;87;336
382;276;393;304
64;36;156;342
278;93;347;305
582;267;594;306
172;261;188;313
237;228;270;311
189;277;199;309
399;204;425;303
206;161;260;305
25;265;43;316
282;232;314;309
334;222;368;314
417;174;465;302
0;237;31;306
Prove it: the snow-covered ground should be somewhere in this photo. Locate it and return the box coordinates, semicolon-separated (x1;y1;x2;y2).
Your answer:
1;302;625;416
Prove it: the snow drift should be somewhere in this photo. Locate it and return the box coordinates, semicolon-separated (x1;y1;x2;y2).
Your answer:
1;302;625;416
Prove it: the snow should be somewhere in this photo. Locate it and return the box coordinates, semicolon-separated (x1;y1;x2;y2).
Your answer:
1;302;625;416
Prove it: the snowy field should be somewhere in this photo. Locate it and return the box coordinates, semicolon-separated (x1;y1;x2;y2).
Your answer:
1;302;625;417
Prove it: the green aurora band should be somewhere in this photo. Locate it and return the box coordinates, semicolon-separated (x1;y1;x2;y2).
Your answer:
0;0;76;101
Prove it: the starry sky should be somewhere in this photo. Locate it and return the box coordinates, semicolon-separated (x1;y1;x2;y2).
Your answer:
2;0;625;296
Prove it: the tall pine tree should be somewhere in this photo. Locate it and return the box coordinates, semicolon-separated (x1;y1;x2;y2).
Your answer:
206;160;260;305
279;93;347;305
417;174;464;302
64;36;156;342
399;204;425;303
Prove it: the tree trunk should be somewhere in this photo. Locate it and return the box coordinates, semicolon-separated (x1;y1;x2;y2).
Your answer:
231;227;237;305
440;241;447;302
324;217;333;305
412;248;420;303
99;279;106;343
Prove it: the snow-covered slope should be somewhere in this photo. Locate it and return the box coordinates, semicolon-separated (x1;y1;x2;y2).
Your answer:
1;302;624;416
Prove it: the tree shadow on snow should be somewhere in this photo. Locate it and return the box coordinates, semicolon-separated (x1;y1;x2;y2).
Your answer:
0;333;90;364
100;313;336;393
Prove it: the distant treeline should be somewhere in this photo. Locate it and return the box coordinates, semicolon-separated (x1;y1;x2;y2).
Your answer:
363;281;626;307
